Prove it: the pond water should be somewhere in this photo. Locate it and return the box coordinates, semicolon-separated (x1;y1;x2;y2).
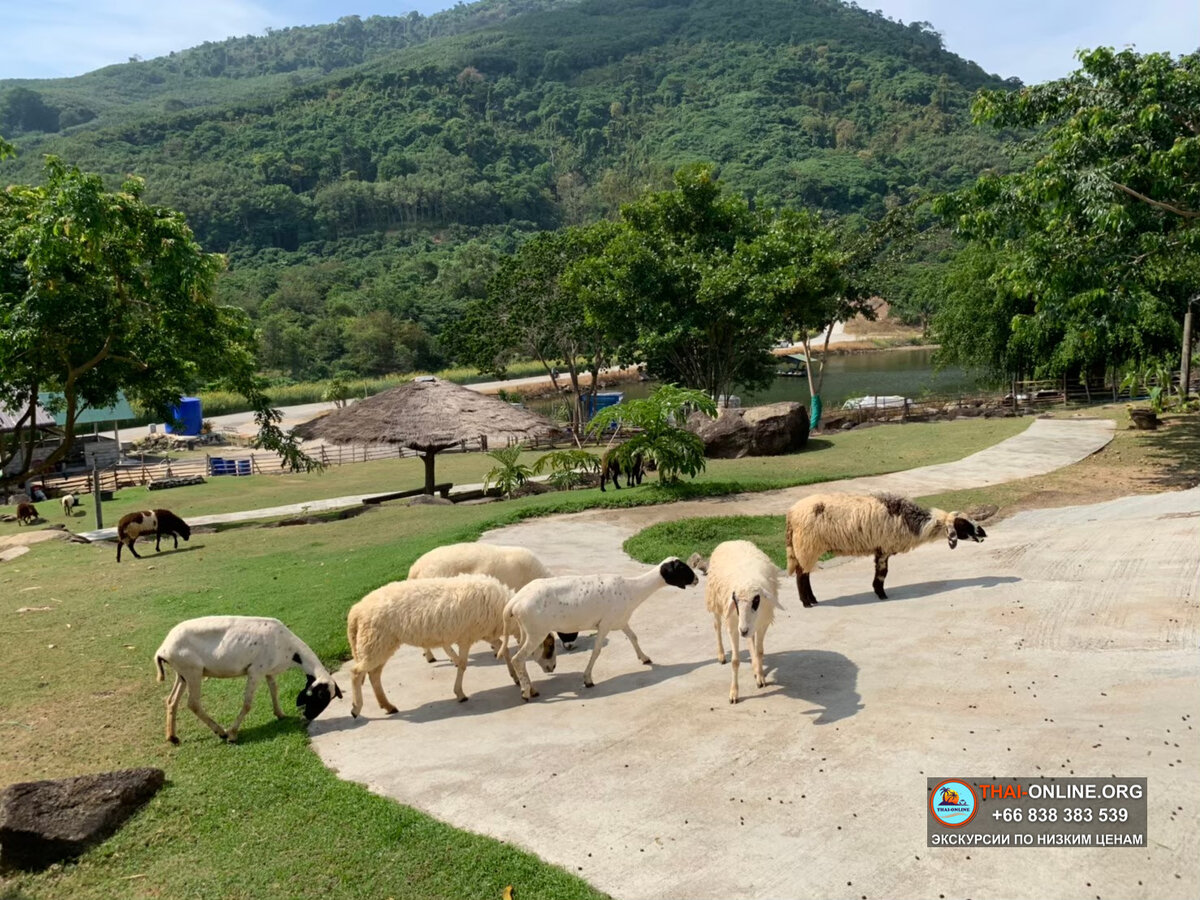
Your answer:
524;348;988;419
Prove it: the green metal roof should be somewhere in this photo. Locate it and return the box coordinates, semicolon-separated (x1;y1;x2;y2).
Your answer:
38;392;139;426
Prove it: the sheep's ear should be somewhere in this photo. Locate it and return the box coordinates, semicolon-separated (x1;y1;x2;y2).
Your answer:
333;681;343;699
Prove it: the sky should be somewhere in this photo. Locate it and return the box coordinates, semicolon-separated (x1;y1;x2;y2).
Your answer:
0;0;1196;84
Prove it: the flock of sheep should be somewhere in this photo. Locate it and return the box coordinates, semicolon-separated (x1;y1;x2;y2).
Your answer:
151;491;987;742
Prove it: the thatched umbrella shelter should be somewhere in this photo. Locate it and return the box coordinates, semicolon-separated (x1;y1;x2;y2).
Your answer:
294;377;563;494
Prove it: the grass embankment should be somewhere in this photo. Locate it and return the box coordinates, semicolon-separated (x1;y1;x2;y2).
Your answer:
0;416;1027;899
623;407;1199;568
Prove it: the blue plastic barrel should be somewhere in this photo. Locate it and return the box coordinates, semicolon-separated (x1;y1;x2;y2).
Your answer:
209;457;227;476
165;397;203;435
236;459;251;476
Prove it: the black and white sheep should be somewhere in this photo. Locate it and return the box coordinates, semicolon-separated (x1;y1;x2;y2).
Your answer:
116;508;191;561
702;540;781;704
154;615;342;744
784;492;987;607
599;448;644;492
346;574;530;716
499;557;698;700
15;502;38;525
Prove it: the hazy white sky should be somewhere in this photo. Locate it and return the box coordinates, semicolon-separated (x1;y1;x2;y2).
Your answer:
0;0;1195;83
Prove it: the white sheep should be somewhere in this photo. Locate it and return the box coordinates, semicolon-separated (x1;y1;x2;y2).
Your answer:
500;557;698;701
785;492;987;607
703;540;781;704
61;493;78;516
346;573;534;716
407;542;564;661
154;615;342;744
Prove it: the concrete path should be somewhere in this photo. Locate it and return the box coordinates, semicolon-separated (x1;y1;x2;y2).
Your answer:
308;416;1200;899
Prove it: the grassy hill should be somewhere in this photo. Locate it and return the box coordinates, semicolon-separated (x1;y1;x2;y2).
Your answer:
0;0;1020;381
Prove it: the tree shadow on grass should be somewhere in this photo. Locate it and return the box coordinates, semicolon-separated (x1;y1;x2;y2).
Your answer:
815;575;1020;608
1143;415;1200;490
728;648;862;725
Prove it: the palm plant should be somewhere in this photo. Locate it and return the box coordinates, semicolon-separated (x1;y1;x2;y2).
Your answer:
482;445;533;498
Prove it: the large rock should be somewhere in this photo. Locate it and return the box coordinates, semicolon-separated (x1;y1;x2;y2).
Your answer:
0;768;165;871
688;402;809;458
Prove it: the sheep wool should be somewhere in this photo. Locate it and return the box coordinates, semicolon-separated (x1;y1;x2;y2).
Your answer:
703;540;781;703
785;492;986;606
346;574;516;716
408;542;570;659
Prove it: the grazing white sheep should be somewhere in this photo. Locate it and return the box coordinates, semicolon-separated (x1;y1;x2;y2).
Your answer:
500;557;698;700
406;542;568;660
154;615;341;744
346;574;529;716
785;492;987;607
61;493;78;516
702;540;781;704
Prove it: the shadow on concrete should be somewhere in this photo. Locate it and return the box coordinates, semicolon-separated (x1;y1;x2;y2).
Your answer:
737;648;862;724
396;654;713;723
816;575;1021;608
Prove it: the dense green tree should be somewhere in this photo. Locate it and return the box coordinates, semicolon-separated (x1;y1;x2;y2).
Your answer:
934;48;1200;383
580;164;775;403
0;157;316;488
455;222;618;430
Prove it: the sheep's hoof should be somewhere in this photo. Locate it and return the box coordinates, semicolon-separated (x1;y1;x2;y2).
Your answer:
225;732;238;744
383;705;398;715
729;695;738;704
168;735;180;745
756;677;766;688
718;655;727;665
583;679;594;689
641;658;653;666
457;695;468;703
350;707;360;718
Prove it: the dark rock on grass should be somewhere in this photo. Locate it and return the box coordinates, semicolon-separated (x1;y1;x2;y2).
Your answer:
0;768;164;872
688;402;810;458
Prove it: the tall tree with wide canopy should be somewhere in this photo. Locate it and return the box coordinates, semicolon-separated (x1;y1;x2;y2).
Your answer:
453;221;619;432
580;164;777;404
0;155;317;489
933;48;1200;386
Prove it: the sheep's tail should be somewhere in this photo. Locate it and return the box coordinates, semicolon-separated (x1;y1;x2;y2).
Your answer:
154;655;167;682
496;603;515;660
346;611;360;666
785;516;798;575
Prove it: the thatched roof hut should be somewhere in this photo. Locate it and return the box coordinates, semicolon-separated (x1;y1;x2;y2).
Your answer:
294;377;562;493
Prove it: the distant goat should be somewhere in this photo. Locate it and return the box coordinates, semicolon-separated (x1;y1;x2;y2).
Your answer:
117;509;192;561
599;447;645;492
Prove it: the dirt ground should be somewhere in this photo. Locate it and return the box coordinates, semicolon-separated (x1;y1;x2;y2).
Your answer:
924;409;1200;521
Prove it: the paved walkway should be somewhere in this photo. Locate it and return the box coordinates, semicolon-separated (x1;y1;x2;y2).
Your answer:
308;416;1199;899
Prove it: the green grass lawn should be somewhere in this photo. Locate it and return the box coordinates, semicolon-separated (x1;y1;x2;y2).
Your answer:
0;416;1028;899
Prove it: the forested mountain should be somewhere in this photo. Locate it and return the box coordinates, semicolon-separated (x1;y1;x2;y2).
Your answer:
0;0;1021;381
